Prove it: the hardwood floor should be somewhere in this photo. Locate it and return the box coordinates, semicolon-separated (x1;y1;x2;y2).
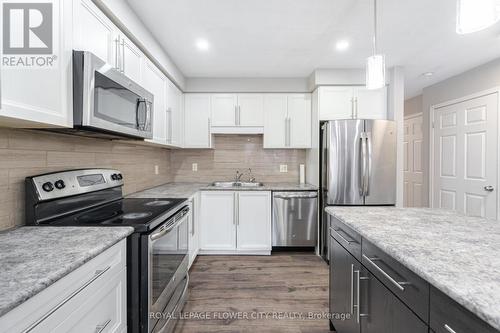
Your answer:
175;253;330;333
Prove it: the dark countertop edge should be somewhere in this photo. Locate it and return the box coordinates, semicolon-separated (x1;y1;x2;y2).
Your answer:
326;209;500;331
0;227;134;317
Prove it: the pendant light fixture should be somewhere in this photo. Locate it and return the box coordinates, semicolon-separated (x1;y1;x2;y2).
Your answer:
456;0;500;34
366;0;385;90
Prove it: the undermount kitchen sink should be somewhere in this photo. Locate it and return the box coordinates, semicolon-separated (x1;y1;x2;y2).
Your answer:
211;181;264;188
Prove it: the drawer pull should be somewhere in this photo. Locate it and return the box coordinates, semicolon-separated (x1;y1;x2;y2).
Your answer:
95;319;112;333
362;254;408;291
444;324;458;333
330;227;357;245
24;266;111;332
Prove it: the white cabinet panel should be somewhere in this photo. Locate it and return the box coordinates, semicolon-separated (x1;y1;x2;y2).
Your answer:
263;94;288;148
211;94;237;126
355;86;387;119
120;34;143;84
73;0;118;66
188;195;199;268
288;94;312;148
200;191;236;250
184;94;212;148
319;86;353;120
167;80;183;147
238;94;264;126
237;192;271;251
142;60;167;145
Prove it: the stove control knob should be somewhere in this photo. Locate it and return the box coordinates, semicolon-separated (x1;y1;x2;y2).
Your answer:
117;173;123;180
42;182;54;192
54;180;66;190
111;174;118;180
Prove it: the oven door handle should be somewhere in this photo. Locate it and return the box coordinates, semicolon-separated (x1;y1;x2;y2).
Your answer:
150;212;188;241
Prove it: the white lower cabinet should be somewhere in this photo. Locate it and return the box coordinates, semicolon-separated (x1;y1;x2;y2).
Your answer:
199;191;271;254
0;240;127;333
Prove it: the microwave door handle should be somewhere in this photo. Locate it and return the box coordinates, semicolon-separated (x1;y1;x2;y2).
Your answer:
136;99;146;130
145;102;152;131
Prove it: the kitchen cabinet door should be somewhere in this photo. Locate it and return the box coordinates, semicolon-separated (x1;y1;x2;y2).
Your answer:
184;94;212;148
120;34;143;84
188;194;200;268
355;86;387;120
199;191;236;251
211;94;237;126
167;80;183;147
73;0;118;67
238;94;264;126
329;237;361;333
142;60;167;144
263;94;288;148
288;94;312;148
319;86;354;120
360;268;427;333
236;191;271;251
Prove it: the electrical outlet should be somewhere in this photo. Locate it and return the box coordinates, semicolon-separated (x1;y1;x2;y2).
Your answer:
154;165;159;175
280;164;288;173
192;163;198;172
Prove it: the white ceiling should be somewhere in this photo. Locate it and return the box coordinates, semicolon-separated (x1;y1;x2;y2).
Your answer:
126;0;500;98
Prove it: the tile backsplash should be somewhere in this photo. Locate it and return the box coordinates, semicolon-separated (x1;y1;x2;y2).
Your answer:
0;131;306;231
0;128;171;231
170;135;306;183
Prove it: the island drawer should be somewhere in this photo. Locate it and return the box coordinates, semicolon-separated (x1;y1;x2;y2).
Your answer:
329;216;361;260
430;286;498;333
362;239;429;323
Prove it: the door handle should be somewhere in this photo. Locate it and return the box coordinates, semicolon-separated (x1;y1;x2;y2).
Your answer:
444;324;458;333
360;133;368;196
484;185;495;192
95;318;111;333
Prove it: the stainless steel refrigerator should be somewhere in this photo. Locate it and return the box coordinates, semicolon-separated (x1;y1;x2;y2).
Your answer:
319;119;396;260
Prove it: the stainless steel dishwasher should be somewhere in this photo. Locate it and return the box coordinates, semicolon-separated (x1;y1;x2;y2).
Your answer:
272;191;318;247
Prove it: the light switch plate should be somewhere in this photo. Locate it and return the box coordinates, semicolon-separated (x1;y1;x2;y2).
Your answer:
192;163;198;172
154;165;159;175
280;164;288;173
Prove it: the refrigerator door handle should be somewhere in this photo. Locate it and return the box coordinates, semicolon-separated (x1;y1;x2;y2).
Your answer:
365;132;372;196
360;133;368;196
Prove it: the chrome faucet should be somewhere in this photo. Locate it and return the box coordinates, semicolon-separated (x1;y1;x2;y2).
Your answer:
247;168;256;183
234;170;243;182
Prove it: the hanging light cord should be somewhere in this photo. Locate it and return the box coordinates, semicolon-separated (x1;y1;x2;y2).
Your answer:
372;0;378;55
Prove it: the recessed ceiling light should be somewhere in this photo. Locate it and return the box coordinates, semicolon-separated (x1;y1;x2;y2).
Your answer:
195;39;210;51
335;40;350;51
422;72;434;77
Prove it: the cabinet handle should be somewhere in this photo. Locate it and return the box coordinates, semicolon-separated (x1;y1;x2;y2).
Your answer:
235;105;238;126
207;118;211;147
354;270;369;323
95;318;112;333
121;39;125;73
233;192;237;225
167;108;173;143
236;192;240;225
350;264;354;314
191;202;195;236
351;97;354;119
23;266;111;332
330;227;357;245
362;254;408;291
114;38;120;70
444;324;458;333
354;97;358;118
238;105;241;125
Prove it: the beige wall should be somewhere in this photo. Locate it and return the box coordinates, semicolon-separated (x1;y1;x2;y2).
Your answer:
171;135;306;183
404;94;423;117
0;128;172;231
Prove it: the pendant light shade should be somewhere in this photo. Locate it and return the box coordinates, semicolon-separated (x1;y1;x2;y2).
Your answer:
366;54;386;90
456;0;500;34
366;0;385;90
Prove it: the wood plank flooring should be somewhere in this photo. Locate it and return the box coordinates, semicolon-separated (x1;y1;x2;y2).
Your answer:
175;253;330;333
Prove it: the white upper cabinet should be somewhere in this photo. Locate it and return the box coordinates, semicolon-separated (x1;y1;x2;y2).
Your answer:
288;94;312;148
237;94;264;126
0;0;73;127
210;93;264;133
142;59;167;145
119;34;143;83
73;0;117;66
318;86;388;120
184;94;212;148
211;94;237;126
167;80;184;147
355;86;388;119
264;94;311;149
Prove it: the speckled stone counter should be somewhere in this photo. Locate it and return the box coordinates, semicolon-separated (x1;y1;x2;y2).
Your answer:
325;206;500;331
0;226;133;317
128;182;318;199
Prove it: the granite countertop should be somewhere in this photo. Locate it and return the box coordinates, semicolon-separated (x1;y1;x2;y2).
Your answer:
128;182;318;199
0;226;133;317
325;206;500;331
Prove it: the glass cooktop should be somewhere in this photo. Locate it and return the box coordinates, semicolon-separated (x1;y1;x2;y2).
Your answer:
44;198;187;232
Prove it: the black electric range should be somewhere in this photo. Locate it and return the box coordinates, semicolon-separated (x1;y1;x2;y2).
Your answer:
25;169;190;333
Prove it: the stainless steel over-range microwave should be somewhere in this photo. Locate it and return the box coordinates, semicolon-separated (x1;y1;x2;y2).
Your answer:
72;50;154;139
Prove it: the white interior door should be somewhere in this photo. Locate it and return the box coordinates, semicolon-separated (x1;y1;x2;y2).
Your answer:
433;93;498;219
404;114;424;207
